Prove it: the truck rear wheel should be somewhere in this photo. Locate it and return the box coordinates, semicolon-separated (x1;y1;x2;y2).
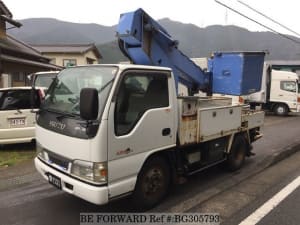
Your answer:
274;104;288;116
132;156;170;210
226;135;247;171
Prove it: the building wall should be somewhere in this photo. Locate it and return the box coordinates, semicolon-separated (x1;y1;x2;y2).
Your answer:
1;62;57;87
0;5;60;88
84;51;99;64
2;74;11;88
0;20;6;37
42;50;99;67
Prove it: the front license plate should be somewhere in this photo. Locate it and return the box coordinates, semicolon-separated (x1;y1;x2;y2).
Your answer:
9;118;25;127
47;173;62;189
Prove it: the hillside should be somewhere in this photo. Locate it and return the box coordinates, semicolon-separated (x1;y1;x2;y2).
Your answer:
8;18;300;63
8;18;116;44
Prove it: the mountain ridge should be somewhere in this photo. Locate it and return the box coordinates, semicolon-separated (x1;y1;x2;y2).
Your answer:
8;18;300;63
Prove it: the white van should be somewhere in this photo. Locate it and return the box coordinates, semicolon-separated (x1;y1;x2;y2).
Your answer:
0;87;41;144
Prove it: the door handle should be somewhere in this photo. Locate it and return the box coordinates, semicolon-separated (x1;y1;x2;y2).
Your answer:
162;128;171;136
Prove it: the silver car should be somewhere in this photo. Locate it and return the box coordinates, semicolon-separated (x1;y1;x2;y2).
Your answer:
0;87;41;144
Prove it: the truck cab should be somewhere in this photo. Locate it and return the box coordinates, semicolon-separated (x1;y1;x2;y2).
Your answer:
35;64;177;206
247;68;300;115
269;70;300;115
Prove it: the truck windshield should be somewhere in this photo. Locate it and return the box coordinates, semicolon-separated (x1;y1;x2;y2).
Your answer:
34;73;58;88
43;66;117;117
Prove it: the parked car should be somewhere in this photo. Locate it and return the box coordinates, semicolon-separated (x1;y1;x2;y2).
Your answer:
0;87;41;145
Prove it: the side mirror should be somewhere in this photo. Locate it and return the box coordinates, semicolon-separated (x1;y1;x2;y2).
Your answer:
27;74;32;81
80;88;99;120
30;87;41;111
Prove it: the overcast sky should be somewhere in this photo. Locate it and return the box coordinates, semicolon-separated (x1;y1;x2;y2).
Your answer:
4;0;300;36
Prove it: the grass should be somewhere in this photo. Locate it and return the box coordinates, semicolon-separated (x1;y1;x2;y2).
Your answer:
0;143;36;168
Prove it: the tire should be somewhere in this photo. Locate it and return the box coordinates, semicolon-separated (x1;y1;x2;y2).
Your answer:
226;135;247;171
132;156;170;210
274;104;288;116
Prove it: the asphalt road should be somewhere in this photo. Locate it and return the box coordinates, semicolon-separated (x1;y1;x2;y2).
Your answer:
1;114;300;225
223;150;300;225
257;186;300;225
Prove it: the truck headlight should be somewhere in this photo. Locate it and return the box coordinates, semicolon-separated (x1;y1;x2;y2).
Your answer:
71;160;107;184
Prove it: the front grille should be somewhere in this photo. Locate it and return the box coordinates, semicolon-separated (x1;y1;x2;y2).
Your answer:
48;152;69;170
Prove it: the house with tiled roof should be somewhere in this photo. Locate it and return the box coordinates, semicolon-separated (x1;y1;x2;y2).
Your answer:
32;43;102;67
0;0;61;87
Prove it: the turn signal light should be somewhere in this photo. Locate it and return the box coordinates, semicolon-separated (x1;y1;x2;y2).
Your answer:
239;96;244;104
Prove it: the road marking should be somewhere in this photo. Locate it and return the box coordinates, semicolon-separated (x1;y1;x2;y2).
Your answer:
239;175;300;225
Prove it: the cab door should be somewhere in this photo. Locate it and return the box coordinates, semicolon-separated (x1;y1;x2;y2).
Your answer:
106;69;176;196
278;80;298;111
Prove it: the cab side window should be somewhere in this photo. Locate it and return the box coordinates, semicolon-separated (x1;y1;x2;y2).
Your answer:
115;72;169;136
280;81;296;92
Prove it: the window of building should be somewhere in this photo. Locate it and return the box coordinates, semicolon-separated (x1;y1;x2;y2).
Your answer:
50;58;56;65
86;57;95;64
63;59;77;67
12;72;24;82
114;71;169;136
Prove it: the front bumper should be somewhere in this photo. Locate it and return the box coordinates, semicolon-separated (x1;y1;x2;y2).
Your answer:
0;127;34;144
34;157;109;205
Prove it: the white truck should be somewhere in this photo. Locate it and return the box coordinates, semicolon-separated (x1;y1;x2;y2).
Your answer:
34;64;264;209
34;9;265;209
194;59;300;115
245;65;300;116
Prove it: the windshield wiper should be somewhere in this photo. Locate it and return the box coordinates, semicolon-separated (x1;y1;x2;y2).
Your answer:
68;97;79;104
56;112;76;121
41;107;77;120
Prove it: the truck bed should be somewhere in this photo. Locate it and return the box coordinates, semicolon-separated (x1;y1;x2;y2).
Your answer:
178;96;264;145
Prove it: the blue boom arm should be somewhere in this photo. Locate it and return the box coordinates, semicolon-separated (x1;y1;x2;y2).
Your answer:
116;8;211;94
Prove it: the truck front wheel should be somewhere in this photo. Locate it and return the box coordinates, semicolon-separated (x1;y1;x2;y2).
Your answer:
132;156;170;210
226;135;247;171
274;104;288;116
